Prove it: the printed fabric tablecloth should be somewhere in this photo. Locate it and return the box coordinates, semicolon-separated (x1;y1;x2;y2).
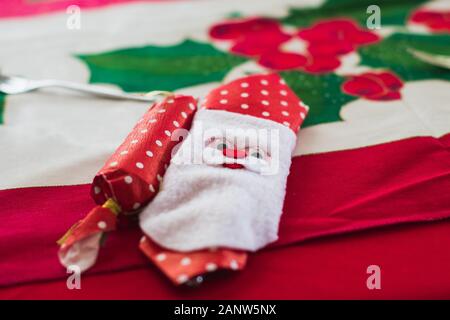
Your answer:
0;0;449;299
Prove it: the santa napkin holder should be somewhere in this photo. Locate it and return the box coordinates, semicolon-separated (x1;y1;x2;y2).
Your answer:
57;73;309;285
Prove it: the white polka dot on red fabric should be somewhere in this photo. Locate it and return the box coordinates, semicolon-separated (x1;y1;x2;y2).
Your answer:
120;150;128;155
141;129;148;134
220;90;228;95
133;202;140;209
261;90;269;96
220;99;228;104
177;274;188;284
230;260;239;270
283;121;290;127
300;112;306;119
94;186;101;194
241;104;249;109
173;120;180;127
282;111;289;116
299;101;309;110
136;162;144;169
158;109;166;113
280;90;288;96
262;100;269;106
156;253;166;262
189;103;196;110
124;176;133;184
180;257;191;266
181;112;187;119
280;79;286;85
260;79;269;86
156;140;162;147
240;82;249;88
281;101;288;107
131;139;138;144
149;184;155;193
262;111;270;117
165;130;171;137
97;221;107;230
167;99;174;104
149;119;157;124
241;92;249;98
157;174;162;182
110;161;118;167
206;263;218;272
146;150;153;157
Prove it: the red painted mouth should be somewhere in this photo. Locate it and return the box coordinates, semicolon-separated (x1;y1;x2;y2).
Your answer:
223;163;244;170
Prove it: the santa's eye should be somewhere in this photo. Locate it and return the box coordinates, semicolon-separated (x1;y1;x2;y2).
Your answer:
205;137;230;151
248;148;268;160
217;143;227;150
251;151;263;159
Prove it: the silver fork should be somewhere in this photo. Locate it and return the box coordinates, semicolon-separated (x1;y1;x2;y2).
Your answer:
0;74;163;102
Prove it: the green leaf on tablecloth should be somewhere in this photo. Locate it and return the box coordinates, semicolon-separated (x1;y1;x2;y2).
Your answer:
281;0;427;28
359;33;450;81
78;39;248;92
281;71;355;127
0;93;5;124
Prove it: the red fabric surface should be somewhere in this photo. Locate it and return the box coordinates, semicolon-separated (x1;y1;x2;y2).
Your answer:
1;134;449;293
277;133;450;247
2;219;450;299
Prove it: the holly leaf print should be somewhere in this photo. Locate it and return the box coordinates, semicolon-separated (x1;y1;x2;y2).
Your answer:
359;32;450;81
78;39;248;92
0;93;5;124
281;0;427;28
281;71;356;127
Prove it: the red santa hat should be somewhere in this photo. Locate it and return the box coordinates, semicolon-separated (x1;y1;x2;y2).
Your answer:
202;73;308;134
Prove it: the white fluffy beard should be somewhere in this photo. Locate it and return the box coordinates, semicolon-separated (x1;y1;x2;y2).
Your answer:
139;110;297;252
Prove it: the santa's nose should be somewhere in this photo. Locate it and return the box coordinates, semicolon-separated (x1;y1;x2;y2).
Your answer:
223;147;246;159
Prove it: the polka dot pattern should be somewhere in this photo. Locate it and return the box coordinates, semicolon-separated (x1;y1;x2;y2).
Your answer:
140;236;248;286
91;95;197;212
97;221;107;230
58;205;118;249
203;73;308;133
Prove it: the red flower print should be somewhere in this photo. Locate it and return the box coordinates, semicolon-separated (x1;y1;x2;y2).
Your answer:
209;17;380;73
410;10;450;33
342;71;404;101
303;55;341;73
258;50;307;70
258;50;341;73
209;17;291;56
288;19;380;74
298;19;380;49
209;17;279;40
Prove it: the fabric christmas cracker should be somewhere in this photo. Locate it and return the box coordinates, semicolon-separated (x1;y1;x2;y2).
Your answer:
58;73;308;285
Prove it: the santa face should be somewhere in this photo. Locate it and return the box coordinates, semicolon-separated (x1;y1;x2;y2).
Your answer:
202;131;273;173
139;109;296;252
171;110;284;176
